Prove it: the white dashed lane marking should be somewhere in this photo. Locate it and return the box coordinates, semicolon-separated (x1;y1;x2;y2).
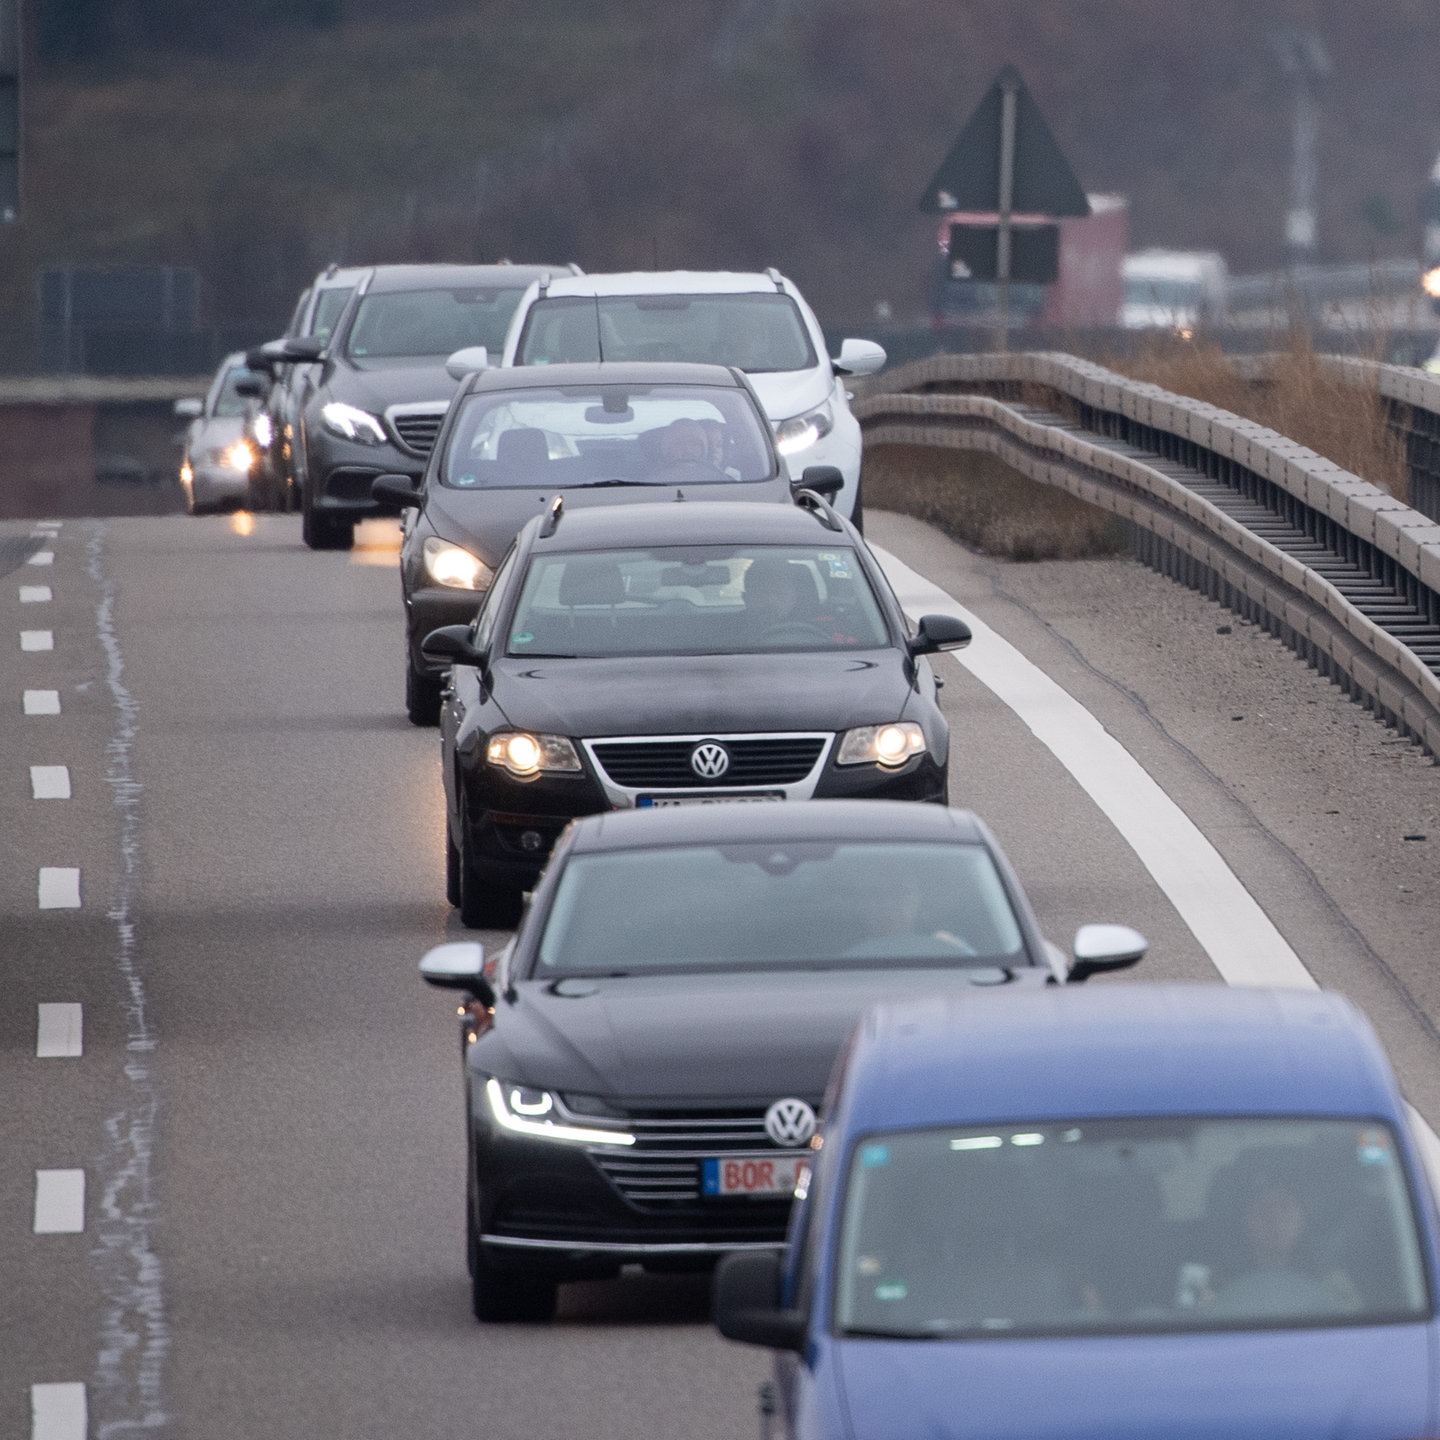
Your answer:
37;868;80;910
23;690;61;715
20;631;54;652
33;1170;85;1234
36;1004;83;1058
30;766;71;800
30;1384;86;1440
20;586;52;603
26;551;54;566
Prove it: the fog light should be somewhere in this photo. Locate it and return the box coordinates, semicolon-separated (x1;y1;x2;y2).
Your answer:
519;830;543;852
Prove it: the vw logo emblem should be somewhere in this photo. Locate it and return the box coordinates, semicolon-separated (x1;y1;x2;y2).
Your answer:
690;741;730;779
764;1098;817;1148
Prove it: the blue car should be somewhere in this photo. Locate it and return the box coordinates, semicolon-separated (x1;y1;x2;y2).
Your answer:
715;985;1440;1439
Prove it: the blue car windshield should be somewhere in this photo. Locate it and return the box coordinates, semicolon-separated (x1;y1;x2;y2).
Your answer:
534;842;1026;974
836;1117;1430;1339
506;545;890;657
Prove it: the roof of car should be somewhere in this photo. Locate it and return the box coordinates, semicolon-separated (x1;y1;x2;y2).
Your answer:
525;270;794;298
362;263;558;295
311;266;368;288
469;360;748;393
569;800;987;854
524;497;850;551
839;985;1400;1133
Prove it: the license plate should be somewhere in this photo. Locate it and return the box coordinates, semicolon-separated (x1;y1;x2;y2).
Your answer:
637;792;785;809
702;1154;807;1198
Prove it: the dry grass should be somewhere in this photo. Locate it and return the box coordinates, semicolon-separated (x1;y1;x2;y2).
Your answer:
864;445;1130;561
1109;335;1409;499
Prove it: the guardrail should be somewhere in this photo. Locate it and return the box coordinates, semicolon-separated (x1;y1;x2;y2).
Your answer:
854;352;1440;758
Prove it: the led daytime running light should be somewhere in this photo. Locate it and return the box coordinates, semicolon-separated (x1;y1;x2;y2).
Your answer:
485;1078;635;1146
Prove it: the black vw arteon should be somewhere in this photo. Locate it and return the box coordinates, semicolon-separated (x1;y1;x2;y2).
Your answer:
423;495;973;925
418;801;1148;1322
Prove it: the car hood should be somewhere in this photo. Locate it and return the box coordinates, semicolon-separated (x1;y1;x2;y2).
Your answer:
491;651;913;737
475;967;1045;1102
745;368;832;423
320;357;459;413
834;1325;1435;1440
424;479;791;570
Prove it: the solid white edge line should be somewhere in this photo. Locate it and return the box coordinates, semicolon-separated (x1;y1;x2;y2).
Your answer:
33;1169;85;1233
37;868;80;909
30;1384;86;1440
23;689;61;715
20;630;54;651
19;585;52;603
36;1003;83;1058
30;765;71;800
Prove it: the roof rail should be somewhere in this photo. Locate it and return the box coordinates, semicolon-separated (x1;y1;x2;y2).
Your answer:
793;488;844;533
538;271;552;295
539;494;565;538
765;267;786;292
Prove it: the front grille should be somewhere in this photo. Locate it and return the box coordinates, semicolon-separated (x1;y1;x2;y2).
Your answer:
590;736;827;789
390;411;445;457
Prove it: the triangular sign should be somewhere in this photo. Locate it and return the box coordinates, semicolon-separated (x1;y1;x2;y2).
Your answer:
919;65;1090;217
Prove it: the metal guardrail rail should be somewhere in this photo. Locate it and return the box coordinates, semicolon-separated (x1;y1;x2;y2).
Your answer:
854;353;1440;758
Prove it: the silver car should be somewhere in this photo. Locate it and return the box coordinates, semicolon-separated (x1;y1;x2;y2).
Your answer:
175;352;267;514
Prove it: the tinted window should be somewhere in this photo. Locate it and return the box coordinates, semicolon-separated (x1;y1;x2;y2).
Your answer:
348;286;529;359
442;384;774;489
507;544;889;658
210;364;254;418
535;842;1024;974
309;285;355;342
516;293;817;373
836;1117;1429;1339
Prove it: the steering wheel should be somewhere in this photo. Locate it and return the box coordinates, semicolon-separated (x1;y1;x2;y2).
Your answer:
761;621;832;644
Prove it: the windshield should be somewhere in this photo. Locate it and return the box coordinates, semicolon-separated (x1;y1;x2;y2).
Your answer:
515;293;817;372
836;1116;1429;1339
347;285;528;359
506;544;889;658
535;842;1026;975
1124;278;1204;308
442;384;774;489
309;285;355;342
210;363;254;418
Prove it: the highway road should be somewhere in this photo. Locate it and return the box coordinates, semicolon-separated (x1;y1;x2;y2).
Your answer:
2;505;1438;1439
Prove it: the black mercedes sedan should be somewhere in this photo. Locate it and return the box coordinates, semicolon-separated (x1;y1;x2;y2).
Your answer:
423;498;972;925
418;800;1148;1322
379;360;797;725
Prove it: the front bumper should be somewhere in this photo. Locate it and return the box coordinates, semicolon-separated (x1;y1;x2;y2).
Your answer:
186;462;250;509
306;430;423;519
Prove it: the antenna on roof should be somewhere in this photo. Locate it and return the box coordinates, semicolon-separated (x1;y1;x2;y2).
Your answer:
674;488;685;501
325;262;339;278
539;494;564;538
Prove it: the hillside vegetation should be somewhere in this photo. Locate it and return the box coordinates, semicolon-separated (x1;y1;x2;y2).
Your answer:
15;0;1440;336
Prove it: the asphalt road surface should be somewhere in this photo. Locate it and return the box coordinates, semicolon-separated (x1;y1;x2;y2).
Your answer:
2;507;1438;1439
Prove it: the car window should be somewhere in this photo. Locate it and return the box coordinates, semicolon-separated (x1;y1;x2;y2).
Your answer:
835;1117;1430;1339
472;547;517;654
286;289;311;338
533;841;1026;975
506;544;889;658
209;363;253;418
347;286;529;359
309;285;355;342
516;293;817;373
442;384;774;488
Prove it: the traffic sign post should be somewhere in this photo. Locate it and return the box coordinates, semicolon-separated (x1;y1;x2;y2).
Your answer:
920;65;1090;350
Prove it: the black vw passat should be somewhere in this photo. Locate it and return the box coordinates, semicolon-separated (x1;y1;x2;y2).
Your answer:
376;361;796;726
424;497;971;926
418;800;1148;1322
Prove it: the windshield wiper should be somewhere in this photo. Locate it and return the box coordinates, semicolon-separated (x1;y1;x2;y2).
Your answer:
838;1325;950;1341
570;478;673;488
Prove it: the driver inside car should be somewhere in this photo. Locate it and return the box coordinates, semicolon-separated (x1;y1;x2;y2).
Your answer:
741;555;808;633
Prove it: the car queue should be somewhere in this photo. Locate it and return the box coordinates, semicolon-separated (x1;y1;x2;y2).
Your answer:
206;258;1440;1436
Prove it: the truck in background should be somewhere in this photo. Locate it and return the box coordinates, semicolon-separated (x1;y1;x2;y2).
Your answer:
1121;249;1229;331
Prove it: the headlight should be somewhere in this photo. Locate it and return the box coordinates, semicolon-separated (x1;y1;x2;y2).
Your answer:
837;721;926;768
320;401;388;445
423;536;493;590
251;412;274;449
211;440;255;471
485;1077;635;1146
774;399;835;456
485;730;582;777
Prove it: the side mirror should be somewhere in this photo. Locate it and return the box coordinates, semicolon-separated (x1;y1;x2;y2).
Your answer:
832;338;887;378
1067;923;1148;983
372;473;422;510
421;623;485;669
907;613;972;656
713;1251;806;1352
419;941;496;1007
792;465;843;504
173;397;204;419
233;374;268;399
446;345;490;381
279;335;326;363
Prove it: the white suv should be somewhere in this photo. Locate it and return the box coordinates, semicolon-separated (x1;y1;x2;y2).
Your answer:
494;270;885;524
